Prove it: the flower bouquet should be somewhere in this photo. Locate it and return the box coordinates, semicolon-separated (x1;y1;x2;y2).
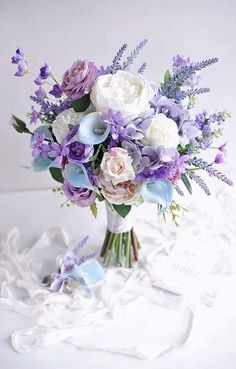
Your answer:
11;40;232;267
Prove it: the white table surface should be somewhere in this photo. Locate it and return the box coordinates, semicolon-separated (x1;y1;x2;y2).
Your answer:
1;189;236;369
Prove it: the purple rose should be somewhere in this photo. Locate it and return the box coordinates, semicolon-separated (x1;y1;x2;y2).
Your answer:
62;180;96;207
61;60;98;100
68;141;94;163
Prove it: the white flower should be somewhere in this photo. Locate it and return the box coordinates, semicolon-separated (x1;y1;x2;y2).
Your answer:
100;147;135;185
98;175;141;205
90;70;154;120
144;113;180;149
52;108;84;142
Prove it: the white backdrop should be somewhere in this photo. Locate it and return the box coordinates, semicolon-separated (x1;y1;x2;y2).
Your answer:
1;3;236;368
1;0;236;193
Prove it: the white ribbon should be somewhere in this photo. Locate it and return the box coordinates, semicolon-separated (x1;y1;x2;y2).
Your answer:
106;203;134;233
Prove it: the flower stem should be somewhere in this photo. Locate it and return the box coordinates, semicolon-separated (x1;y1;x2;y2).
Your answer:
101;228;141;267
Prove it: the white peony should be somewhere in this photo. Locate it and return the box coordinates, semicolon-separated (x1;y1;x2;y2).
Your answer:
100;147;135;185
144;113;180;149
52;108;84;142
90;70;153;120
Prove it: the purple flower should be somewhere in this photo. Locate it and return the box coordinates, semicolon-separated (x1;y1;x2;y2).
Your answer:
32;133;50;158
62;180;96;207
35;86;46;100
121;140;142;168
173;54;201;88
166;152;189;183
49;139;69;166
214;153;224;164
214;142;227;164
68;141;94;163
34;77;43;85
219;142;227;154
39;63;51;79
11;48;24;64
14;60;28;77
30;106;40;124
150;95;188;126
106;109;147;147
62;60;98;100
11;48;28;77
49;84;63;98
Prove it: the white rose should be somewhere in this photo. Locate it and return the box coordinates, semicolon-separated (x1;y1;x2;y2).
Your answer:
90;70;153;120
52;108;84;142
98;175;141;205
144;113;180;149
100;147;135;185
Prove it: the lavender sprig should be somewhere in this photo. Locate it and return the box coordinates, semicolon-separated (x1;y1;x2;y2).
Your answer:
161;57;218;99
174;184;184;196
80;251;98;264
72;235;89;255
122;39;148;70
30;95;71;123
110;43;128;73
189;157;233;186
138;62;147;75
180;87;210;99
188;171;211;195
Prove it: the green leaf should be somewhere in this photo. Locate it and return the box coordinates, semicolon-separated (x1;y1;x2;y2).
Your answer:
90;202;98;218
164;70;171;83
71;94;91;112
112;204;131;218
181;173;192;195
12;115;31;134
96;194;104;202
49;167;64;183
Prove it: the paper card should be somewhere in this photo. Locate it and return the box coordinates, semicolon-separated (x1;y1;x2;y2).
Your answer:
147;234;216;297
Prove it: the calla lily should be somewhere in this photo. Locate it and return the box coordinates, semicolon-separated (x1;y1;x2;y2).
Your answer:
32;155;52;172
141;179;173;210
65;162;96;191
76;112;110;145
70;259;105;285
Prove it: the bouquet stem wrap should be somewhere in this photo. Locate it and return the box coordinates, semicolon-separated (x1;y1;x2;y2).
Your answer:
100;203;140;267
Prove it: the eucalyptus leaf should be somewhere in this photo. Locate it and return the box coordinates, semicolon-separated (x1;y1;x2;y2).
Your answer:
113;204;131;218
164;70;171;83
49;167;64;183
71;94;91;112
181;173;192;194
90;202;98;218
12;115;31;134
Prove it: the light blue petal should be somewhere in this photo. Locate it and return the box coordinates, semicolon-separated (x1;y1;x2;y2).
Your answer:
70;259;105;285
32;155;52;172
76;112;110;145
31;125;53;144
142;179;173;210
65;162;95;191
